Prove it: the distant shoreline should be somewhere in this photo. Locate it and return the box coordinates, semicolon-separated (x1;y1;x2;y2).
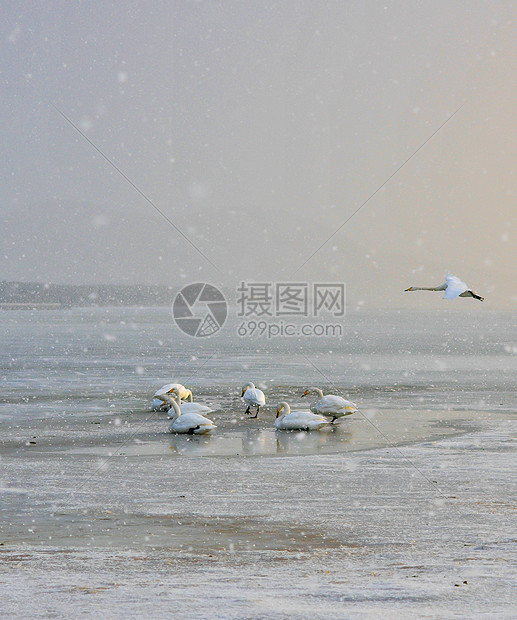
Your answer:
0;302;63;309
0;302;175;310
0;280;175;308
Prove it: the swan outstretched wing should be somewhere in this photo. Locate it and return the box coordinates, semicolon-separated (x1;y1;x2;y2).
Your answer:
444;274;468;299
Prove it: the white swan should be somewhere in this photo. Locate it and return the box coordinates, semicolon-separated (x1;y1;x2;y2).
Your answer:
241;382;266;418
158;388;214;419
166;394;216;435
302;387;357;423
405;274;484;301
152;383;193;411
275;402;329;431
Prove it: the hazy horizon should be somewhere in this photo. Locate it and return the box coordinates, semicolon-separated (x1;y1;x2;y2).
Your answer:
2;1;516;309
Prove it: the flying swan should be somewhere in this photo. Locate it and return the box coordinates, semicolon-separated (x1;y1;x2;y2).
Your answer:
405;274;484;301
302;387;358;423
275;402;330;431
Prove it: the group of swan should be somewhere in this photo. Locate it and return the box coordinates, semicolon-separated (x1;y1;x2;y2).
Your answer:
151;381;358;434
241;383;357;430
151;383;193;411
240;384;357;422
156;387;217;435
147;272;482;434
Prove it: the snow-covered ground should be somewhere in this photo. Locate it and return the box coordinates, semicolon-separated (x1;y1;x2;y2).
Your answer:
1;407;516;618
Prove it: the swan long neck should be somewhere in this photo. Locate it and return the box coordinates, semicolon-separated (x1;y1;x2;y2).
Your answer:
307;387;324;398
408;286;445;291
276;401;291;419
166;396;181;421
245;382;255;390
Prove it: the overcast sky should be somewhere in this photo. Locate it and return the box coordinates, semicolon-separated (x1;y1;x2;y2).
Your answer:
1;1;516;308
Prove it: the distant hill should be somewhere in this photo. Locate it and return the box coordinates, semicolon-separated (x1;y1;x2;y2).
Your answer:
0;281;174;308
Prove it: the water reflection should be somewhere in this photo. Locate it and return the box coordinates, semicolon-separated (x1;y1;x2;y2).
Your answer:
275;426;352;455
65;406;473;459
168;433;216;456
167;426;353;457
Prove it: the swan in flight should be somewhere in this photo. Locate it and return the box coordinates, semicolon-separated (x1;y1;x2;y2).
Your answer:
241;382;266;418
405;274;484;301
157;388;214;419
166;394;216;435
302;387;358;423
275;402;330;431
152;383;193;411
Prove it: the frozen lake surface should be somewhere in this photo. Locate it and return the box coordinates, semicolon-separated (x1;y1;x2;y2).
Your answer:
2;306;516;420
1;307;516;617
